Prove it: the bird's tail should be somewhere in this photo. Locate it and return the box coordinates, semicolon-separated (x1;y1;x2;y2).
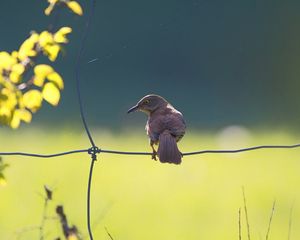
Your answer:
157;130;182;164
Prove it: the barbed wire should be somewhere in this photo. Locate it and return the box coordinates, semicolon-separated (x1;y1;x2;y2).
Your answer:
2;0;300;239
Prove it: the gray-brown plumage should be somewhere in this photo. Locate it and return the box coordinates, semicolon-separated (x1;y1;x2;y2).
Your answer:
127;94;186;164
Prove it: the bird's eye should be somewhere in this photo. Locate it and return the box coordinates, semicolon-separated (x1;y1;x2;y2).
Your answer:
143;100;150;104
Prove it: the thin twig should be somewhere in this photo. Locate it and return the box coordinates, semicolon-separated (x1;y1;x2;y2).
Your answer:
265;200;276;240
242;187;251;240
15;226;41;240
39;197;49;240
105;227;114;240
288;203;294;240
239;207;242;240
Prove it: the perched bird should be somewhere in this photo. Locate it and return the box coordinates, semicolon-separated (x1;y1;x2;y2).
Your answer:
127;94;186;164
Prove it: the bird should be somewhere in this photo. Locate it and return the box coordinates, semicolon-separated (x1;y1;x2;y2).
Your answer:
127;94;186;164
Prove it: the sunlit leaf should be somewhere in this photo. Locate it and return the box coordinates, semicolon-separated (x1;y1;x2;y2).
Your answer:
33;75;45;87
54;27;72;43
23;90;43;112
0;88;18;110
0;52;17;69
18;33;39;60
47;72;64;89
34;64;54;86
16;109;32;123
43;44;60;61
10;64;25;83
11;51;18;59
39;31;54;47
0;107;12;124
10;112;20;129
44;5;54;15
0;175;7;186
42;82;60;106
12;63;25;75
44;0;59;15
9;72;21;84
34;64;53;76
66;1;83;16
67;234;79;240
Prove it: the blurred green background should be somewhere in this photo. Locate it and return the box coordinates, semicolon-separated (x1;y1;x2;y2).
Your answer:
1;1;300;239
1;0;300;129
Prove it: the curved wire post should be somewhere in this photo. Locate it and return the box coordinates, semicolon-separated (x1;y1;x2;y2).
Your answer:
75;0;96;148
74;0;97;239
87;157;96;240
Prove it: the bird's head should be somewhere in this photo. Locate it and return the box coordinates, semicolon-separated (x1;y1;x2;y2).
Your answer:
127;94;168;115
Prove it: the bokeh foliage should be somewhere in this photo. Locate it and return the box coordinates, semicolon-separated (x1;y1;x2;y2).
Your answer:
0;0;82;129
1;129;299;239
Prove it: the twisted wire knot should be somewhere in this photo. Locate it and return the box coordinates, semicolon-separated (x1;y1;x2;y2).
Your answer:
88;146;101;160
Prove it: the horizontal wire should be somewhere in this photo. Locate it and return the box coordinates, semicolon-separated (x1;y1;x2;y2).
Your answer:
182;143;300;156
1;143;300;158
0;149;88;158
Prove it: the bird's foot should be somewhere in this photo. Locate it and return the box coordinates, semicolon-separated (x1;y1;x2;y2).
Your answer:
151;151;157;160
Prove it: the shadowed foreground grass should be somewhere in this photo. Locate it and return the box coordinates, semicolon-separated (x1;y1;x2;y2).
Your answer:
0;127;299;239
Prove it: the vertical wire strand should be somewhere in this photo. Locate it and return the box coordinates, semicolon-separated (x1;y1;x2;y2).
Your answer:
75;0;96;147
74;0;97;239
87;158;96;240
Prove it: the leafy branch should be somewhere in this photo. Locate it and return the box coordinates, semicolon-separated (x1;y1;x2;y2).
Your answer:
0;0;83;129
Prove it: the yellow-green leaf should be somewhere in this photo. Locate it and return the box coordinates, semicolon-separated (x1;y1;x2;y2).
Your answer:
39;31;54;47
12;63;25;75
0;177;7;186
10;64;25;83
34;64;54;76
54;27;72;43
0;88;18;110
18;33;39;60
16;109;32;123
44;0;59;15
67;1;83;16
0;52;17;70
34;64;53;86
47;72;64;89
42;82;60;106
23;90;43;112
10;109;32;128
10;113;20;129
0;107;12;123
43;44;60;61
33;75;45;87
9;72;21;84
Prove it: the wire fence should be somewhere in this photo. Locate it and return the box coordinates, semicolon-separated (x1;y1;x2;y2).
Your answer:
2;143;300;159
1;0;300;239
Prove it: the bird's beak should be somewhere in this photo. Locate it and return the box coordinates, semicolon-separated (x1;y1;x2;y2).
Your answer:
127;104;139;113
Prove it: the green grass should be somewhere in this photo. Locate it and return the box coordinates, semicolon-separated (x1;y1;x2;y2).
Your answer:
0;127;300;239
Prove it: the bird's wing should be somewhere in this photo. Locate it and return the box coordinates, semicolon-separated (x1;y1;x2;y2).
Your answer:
163;111;186;141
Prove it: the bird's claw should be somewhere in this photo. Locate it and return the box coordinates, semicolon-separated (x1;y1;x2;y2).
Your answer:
152;151;157;160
